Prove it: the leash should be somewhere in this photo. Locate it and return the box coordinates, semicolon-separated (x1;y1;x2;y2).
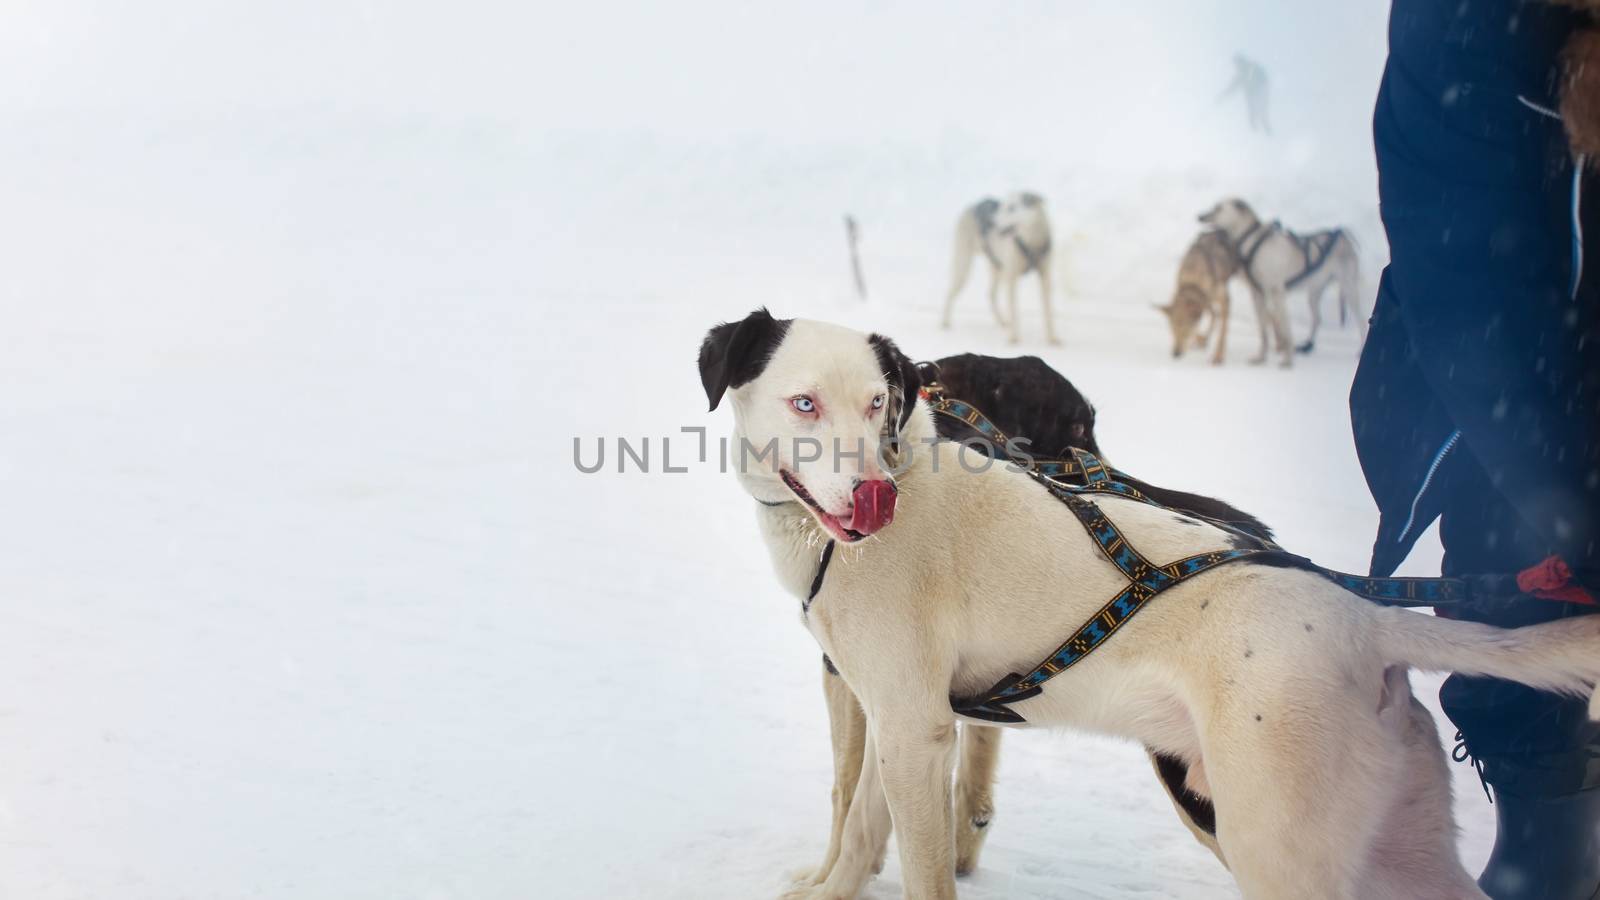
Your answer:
918;384;1588;724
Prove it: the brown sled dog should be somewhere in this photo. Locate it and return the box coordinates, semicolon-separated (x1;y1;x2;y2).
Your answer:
800;353;1265;889
1155;229;1240;365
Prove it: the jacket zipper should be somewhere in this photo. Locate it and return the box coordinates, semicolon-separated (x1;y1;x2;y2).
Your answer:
1396;429;1461;545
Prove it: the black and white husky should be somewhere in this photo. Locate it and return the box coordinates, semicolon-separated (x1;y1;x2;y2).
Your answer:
700;308;1600;900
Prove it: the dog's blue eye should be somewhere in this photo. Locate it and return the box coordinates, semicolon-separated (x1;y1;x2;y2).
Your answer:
792;397;815;413
871;395;885;410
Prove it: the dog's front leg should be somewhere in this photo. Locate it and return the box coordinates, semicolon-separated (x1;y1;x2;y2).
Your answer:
1210;285;1230;365
783;731;893;900
1037;261;1061;346
1005;276;1021;344
1247;286;1269;365
796;660;868;888
875;713;959;900
987;265;1008;328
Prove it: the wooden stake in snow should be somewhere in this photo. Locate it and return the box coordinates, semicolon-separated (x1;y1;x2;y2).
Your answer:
844;214;868;301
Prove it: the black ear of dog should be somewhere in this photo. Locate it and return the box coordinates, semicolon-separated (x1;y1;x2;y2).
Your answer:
868;333;923;434
697;308;791;411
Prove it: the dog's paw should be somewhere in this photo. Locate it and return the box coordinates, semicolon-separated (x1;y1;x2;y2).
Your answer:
1248;355;1266;366
779;884;848;900
1209;356;1224;367
784;864;826;888
955;811;992;876
1046;336;1062;347
1277;357;1293;370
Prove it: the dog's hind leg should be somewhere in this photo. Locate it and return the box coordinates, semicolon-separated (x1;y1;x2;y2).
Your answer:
791;659;869;889
954;724;1001;875
1202;673;1399;899
1359;672;1487;900
1267;287;1294;368
942;216;980;329
942;256;974;331
1296;280;1327;355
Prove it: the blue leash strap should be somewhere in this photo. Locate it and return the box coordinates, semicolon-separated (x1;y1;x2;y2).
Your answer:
1322;570;1471;607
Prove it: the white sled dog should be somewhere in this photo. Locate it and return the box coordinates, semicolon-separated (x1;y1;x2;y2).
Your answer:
699;308;1600;900
1199;198;1367;368
940;192;1059;345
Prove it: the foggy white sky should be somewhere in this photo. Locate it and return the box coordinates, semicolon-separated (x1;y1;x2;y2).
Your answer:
0;0;1398;318
3;1;1389;169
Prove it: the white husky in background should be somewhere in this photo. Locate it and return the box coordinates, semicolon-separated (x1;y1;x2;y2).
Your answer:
940;192;1059;345
700;308;1600;900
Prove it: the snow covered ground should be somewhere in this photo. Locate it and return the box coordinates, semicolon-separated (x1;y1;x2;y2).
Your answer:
0;2;1507;898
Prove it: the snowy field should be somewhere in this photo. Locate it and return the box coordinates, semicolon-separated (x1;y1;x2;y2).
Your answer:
0;2;1506;898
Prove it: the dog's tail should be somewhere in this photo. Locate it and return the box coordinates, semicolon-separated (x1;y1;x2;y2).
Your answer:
1336;229;1361;328
1374;606;1600;718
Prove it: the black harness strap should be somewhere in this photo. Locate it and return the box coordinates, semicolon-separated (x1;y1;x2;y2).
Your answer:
758;498;837;615
1233;220;1275;293
1235;220;1344;293
802;539;836;616
1285;229;1343;290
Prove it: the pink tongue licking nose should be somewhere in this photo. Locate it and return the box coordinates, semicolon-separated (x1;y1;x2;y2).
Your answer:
847;480;897;535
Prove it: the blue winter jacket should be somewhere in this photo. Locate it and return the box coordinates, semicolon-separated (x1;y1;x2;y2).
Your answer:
1353;0;1599;579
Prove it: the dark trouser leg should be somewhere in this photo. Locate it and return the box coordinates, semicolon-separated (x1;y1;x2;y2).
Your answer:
1437;457;1600;900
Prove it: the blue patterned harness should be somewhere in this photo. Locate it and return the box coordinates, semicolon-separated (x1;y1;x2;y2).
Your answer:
921;385;1487;725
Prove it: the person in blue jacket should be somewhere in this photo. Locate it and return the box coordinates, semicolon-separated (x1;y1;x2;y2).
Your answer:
1353;0;1600;896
